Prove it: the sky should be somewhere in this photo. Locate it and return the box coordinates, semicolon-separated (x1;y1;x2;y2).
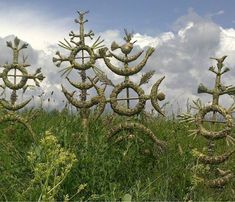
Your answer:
0;0;235;115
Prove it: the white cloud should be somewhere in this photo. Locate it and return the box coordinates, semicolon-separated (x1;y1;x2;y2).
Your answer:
0;5;73;50
133;32;174;49
1;8;235;114
97;29;122;46
217;27;235;53
178;22;194;40
206;10;224;18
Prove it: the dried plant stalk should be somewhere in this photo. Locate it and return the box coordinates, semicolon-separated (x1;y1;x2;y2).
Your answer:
139;70;155;86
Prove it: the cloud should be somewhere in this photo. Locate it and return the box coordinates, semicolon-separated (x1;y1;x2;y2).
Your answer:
126;10;220;114
206;10;224;18
133;32;174;49
107;9;235;115
0;9;235;115
0;4;74;50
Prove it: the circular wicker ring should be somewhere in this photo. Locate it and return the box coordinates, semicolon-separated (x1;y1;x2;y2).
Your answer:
69;45;95;70
110;80;146;116
2;65;28;90
195;105;233;139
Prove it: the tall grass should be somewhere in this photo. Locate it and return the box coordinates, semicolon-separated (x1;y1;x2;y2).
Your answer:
0;109;234;201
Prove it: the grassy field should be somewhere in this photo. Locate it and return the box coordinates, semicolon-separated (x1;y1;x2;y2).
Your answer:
0;108;234;201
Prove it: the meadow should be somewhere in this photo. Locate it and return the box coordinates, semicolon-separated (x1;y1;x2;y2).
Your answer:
0;107;234;201
1;10;234;201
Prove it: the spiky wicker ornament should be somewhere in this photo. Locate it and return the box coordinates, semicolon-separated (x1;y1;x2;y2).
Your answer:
99;29;167;150
53;11;107;129
0;37;45;139
179;56;235;189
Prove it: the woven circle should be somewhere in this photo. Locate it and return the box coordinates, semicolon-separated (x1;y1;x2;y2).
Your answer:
2;66;28;90
110;81;146;116
69;45;95;70
195;105;233;139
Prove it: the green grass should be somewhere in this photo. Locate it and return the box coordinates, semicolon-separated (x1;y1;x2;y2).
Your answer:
0;109;234;201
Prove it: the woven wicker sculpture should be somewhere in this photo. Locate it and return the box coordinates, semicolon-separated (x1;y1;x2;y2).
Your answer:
53;11;106;129
0;37;45;139
179;56;235;188
99;29;166;150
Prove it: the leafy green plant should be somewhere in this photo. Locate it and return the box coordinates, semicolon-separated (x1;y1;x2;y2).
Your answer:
19;131;77;201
